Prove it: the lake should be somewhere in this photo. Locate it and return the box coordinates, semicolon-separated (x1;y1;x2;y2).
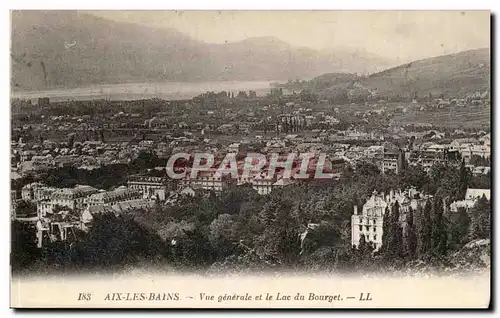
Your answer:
10;81;277;102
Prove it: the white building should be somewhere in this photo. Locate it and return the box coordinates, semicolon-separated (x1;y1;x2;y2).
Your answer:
21;182;56;202
181;169;229;193
465;188;490;201
87;186;143;208
251;173;275;195
352;191;387;250
21;182;42;201
449;138;489;164
449;188;490;213
352;188;430;251
127;175;169;201
238;170;276;196
36;185;98;218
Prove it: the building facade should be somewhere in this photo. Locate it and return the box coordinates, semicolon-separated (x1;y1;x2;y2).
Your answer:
87;187;143;207
36;185;98;218
181;169;232;193
449;188;491;213
352;188;431;251
381;149;405;175
127;175;170;201
352;191;387;250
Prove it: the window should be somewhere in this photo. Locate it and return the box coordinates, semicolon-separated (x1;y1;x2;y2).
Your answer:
374;234;377;241
359;225;362;231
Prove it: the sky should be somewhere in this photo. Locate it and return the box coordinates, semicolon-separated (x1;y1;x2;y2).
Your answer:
90;10;490;62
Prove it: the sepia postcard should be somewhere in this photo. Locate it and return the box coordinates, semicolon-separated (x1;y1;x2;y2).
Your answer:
9;10;491;309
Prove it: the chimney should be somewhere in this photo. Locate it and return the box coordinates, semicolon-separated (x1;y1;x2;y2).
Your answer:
390;189;394;200
381;192;385;201
353;205;358;215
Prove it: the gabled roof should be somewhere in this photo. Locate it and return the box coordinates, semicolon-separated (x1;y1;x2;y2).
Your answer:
465;188;490;201
273;178;295;186
363;193;388;213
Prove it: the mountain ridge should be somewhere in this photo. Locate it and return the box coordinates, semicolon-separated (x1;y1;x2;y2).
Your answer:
11;10;398;91
292;48;490;101
359;47;490;98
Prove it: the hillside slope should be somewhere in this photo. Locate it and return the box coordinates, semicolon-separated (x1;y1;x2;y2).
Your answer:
295;48;490;101
358;48;490;98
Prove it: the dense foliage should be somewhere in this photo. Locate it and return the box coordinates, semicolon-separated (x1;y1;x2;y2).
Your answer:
11;161;491;274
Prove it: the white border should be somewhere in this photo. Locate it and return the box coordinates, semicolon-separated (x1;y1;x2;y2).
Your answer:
4;1;498;10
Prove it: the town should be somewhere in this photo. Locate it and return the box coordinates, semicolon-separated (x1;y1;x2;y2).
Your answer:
10;85;491;273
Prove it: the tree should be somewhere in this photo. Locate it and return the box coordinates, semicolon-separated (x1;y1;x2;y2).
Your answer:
274;200;301;266
406;207;417;259
384;202;404;260
299;221;341;257
470;155;490;167
237;201;265;244
457;160;471;200
381;206;391;254
129;150;161;171
257;197;300;266
470;172;491;189
468;195;491;241
11;221;41;271
353;234;375;271
218;184;259;216
209;214;238;260
355;161;380;177
67;133;75;148
417;201;432;257
259;199;277;227
431;196;447;255
77;213;168;268
449;207;470;249
399;164;428;191
15;200;37;218
177;226;215;267
425;164;460;198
